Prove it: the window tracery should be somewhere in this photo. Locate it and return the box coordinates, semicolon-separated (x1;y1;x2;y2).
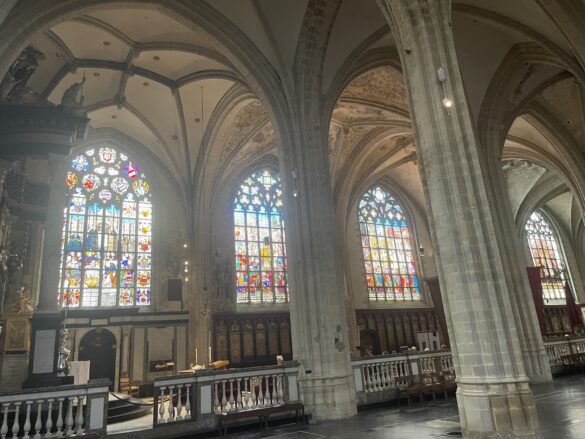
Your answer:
59;147;152;308
525;211;566;301
234;169;288;304
358;186;420;302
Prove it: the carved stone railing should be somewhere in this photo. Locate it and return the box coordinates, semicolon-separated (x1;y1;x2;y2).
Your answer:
352;351;454;405
544;337;585;371
153;362;300;431
0;380;109;438
352;338;585;404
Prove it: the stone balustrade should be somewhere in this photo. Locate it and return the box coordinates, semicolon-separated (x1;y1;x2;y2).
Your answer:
351;351;455;405
544;337;585;371
153;362;300;430
0;380;109;438
352;338;585;404
1;339;585;437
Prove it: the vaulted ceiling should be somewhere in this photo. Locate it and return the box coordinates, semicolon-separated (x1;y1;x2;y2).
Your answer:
2;0;584;237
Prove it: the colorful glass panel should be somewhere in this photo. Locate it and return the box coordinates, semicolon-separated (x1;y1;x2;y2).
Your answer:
525;211;566;301
358;186;420;302
234;169;288;304
58;147;152;308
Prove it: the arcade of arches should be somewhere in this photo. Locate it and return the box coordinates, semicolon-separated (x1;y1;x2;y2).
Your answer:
0;1;585;437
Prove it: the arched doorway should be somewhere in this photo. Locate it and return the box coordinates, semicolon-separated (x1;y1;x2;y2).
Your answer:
78;329;116;387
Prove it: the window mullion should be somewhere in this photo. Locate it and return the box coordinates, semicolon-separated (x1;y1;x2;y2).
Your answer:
97;206;106;307
80;199;90;306
116;206;122;307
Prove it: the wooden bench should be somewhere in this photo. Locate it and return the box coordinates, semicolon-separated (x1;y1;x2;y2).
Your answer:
218;402;305;437
561;353;585;374
395;375;423;408
431;371;457;399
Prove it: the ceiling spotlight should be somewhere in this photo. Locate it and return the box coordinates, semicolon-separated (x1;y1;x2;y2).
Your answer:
172;135;178;140
143;82;150;87
184;261;189;265
103;41;111;46
153;56;160;61
183;243;188;248
442;98;453;108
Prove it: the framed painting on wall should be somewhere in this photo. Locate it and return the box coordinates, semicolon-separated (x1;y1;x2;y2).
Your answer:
4;317;30;352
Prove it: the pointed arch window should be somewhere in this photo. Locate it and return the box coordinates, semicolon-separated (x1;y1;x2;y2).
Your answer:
59;147;152;308
358;186;420;302
525;211;566;301
234;169;288;304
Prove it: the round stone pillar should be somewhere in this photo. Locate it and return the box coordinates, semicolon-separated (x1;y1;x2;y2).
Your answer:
377;0;540;436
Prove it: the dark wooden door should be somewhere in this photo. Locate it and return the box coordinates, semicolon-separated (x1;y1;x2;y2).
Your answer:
78;329;116;387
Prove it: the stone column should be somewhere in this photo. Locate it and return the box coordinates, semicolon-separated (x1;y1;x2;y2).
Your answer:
279;130;357;420
273;0;355;421
488;163;552;382
23;153;67;388
377;1;539;436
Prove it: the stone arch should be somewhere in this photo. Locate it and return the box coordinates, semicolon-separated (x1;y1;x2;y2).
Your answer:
0;0;291;166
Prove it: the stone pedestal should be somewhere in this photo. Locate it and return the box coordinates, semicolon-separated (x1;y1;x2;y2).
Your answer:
377;0;540;436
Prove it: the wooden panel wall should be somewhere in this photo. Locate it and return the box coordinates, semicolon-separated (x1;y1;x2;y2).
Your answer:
544;306;571;335
356;308;446;354
213;313;292;367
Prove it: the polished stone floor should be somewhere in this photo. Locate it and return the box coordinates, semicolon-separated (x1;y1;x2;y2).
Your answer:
201;375;585;438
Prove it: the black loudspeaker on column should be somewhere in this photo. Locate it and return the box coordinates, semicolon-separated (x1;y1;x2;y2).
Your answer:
168;278;183;301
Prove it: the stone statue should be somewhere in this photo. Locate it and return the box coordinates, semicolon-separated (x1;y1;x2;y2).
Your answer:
60;77;87;114
58;328;73;375
14;286;34;314
0;45;46;104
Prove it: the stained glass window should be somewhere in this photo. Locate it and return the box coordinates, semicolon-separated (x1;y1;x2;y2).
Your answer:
358;186;420;302
234;169;288;304
525;211;566;301
59;147;152;308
